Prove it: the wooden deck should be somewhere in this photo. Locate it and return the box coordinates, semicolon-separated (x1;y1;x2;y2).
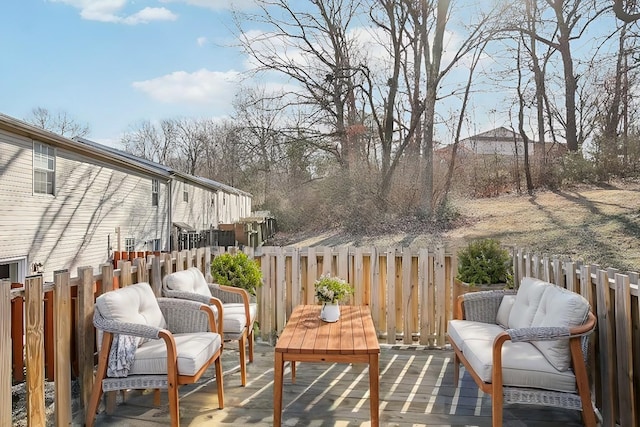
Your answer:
86;342;586;426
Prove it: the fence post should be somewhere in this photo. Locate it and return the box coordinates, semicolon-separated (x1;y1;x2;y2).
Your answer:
25;275;45;427
77;266;95;417
614;273;636;427
54;270;72;426
596;269;616;426
1;279;11;427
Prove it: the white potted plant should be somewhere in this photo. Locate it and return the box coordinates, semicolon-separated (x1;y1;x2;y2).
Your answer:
314;275;354;322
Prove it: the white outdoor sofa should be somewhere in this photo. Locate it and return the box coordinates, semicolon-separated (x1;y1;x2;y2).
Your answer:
447;277;597;427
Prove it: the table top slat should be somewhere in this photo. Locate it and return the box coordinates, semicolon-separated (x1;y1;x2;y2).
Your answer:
298;306;320;353
276;305;379;355
352;306;369;354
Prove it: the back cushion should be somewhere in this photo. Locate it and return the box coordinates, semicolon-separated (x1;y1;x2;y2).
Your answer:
163;267;212;297
496;295;516;328
530;286;590;371
96;282;166;329
507;277;552;329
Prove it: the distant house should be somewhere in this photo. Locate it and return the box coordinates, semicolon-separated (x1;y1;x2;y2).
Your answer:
458;127;534;156
0;113;251;283
435;126;568;161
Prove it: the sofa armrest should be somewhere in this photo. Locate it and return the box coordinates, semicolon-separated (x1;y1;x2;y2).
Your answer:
458;289;516;323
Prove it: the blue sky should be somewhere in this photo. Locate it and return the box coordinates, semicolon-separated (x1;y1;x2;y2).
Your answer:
0;0;255;147
0;1;621;150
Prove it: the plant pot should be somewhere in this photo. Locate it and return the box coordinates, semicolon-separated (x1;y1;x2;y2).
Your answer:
320;302;340;322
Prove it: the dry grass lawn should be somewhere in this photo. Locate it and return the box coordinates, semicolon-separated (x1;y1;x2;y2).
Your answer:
277;181;640;272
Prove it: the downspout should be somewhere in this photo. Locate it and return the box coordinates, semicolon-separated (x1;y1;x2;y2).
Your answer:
167;178;173;251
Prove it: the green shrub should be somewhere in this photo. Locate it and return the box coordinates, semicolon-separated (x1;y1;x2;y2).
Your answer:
456;238;512;285
211;252;262;296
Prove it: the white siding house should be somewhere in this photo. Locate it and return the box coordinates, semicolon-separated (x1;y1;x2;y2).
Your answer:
459;127;535;156
0;114;252;283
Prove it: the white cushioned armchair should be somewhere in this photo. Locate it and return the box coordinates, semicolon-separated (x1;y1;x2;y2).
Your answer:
447;277;597;427
162;267;257;386
86;282;224;427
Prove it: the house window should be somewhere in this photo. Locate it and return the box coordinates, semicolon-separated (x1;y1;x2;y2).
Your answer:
33;142;55;195
183;190;189;203
152;238;161;251
151;179;159;206
124;238;135;252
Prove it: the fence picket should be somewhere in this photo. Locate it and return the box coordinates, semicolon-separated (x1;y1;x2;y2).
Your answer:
7;245;639;426
1;280;11;427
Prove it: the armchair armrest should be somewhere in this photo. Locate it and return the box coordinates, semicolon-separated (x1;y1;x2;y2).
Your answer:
208;283;252;331
93;309;162;340
158;297;220;334
163;288;213;305
458;289;516;323
208;283;248;305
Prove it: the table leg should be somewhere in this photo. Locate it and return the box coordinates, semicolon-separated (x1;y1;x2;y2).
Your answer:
369;353;380;427
291;361;296;383
274;352;284;427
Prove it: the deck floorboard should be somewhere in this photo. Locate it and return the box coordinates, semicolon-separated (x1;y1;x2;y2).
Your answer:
86;342;585;426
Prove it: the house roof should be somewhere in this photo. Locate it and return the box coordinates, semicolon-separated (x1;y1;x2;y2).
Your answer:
0;113;168;180
74;137;252;197
462;126;527;143
0;112;251;197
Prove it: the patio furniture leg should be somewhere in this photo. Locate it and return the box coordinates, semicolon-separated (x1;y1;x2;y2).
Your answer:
168;381;179;427
215;356;224;408
239;333;247;386
291;361;296;383
453;352;460;388
369;353;380;427
248;327;254;363
571;340;597;427
274;352;284;427
153;389;161;406
86;333;112;427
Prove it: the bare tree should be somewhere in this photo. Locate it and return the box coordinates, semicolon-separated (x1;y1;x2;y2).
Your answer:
512;0;608;152
235;0;369;170
121;119;177;165
25;107;90;138
613;0;640;23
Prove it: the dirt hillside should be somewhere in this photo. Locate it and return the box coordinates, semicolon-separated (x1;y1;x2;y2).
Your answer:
273;181;640;272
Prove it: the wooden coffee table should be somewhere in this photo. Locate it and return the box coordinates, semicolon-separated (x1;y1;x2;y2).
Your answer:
273;304;380;426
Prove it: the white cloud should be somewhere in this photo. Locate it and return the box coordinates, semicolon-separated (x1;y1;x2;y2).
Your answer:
50;0;177;24
159;0;257;10
132;69;242;105
197;36;208;46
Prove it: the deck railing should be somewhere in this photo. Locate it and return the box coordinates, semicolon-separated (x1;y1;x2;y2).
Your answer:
3;245;639;426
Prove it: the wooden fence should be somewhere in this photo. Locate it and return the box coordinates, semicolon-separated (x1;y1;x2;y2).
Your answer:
3;245;639;426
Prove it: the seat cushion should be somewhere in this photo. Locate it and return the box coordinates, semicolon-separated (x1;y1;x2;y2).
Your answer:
530;285;590;371
507;277;552;329
221;302;257;335
163;267;211;297
448;319;577;393
463;336;577;393
448;319;505;353
96;282;166;329
128;332;222;377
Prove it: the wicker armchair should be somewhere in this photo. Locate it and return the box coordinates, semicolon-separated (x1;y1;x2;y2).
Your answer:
162;267;257;386
447;277;597;427
86;282;224;427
